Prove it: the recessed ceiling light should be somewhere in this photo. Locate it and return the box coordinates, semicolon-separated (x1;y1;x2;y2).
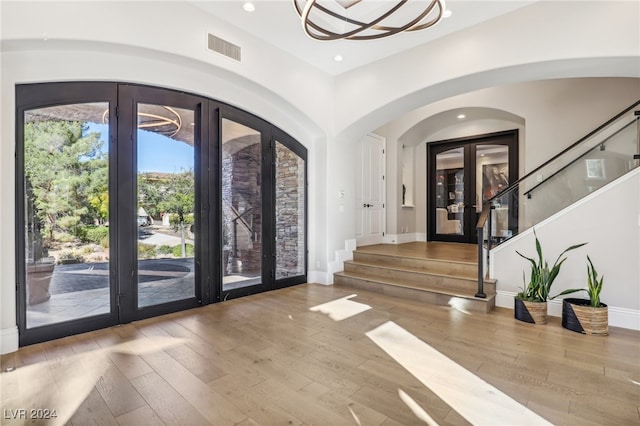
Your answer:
334;54;343;62
457;114;466;119
243;2;255;12
443;9;452;18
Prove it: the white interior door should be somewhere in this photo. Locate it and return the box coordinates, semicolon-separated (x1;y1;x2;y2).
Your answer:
355;134;385;246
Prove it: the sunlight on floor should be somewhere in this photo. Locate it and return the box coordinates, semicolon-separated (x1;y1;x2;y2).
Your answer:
366;321;553;426
348;405;362;426
447;298;472;315
398;389;440;426
0;336;185;425
309;294;371;321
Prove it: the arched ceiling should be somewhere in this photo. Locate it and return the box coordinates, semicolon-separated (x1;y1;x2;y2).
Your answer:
399;107;525;146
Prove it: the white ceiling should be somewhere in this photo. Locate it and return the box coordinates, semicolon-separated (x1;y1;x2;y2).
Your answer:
190;0;535;76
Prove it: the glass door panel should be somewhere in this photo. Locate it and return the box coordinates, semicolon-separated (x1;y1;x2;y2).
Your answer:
435;148;464;236
275;141;305;280
476;144;512;241
136;103;196;307
23;103;112;328
429;131;518;244
221;118;263;291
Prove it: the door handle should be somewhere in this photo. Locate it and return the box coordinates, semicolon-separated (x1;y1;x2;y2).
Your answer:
363;203;372;208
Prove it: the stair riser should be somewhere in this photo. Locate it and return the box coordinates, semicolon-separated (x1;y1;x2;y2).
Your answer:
334;274;494;314
344;262;496;295
353;252;477;277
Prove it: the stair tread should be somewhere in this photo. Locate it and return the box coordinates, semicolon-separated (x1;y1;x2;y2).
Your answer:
334;271;495;299
355;251;476;265
344;259;496;284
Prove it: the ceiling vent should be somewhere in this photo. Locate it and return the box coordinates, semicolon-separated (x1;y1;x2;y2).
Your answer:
208;33;241;62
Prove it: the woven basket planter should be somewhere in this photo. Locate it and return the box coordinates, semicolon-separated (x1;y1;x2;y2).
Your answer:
562;298;608;335
514;298;547;324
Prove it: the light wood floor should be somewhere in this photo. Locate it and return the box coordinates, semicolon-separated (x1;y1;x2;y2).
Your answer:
1;283;639;425
356;242;478;263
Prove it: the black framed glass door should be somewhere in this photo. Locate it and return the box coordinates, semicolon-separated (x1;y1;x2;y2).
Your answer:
117;85;206;323
218;110;308;300
16;82;306;346
220;111;269;297
428;130;518;243
16;83;120;345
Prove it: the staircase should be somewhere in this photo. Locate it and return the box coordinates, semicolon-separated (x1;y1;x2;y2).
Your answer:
334;242;496;313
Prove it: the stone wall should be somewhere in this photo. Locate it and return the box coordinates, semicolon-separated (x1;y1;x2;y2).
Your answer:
221;138;305;279
275;142;305;279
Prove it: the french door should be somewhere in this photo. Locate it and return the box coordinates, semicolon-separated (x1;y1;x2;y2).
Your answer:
220;108;308;299
427;130;518;243
116;85;205;323
17;83;120;343
16;83;306;346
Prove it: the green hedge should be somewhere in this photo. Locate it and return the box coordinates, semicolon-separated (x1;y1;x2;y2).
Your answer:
85;226;109;244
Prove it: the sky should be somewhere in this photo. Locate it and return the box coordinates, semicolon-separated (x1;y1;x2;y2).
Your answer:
86;123;194;174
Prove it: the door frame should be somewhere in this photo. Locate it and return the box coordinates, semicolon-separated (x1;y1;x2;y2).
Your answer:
15;82;120;346
117;84;207;324
427;130;519;243
218;106;309;301
15;82;308;347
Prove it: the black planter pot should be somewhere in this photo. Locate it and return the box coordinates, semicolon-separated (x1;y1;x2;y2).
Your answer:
562;298;608;335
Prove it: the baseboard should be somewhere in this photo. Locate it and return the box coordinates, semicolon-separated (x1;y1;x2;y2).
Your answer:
383;233;424;244
1;326;19;355
606;306;640;331
308;271;332;285
496;291;640;331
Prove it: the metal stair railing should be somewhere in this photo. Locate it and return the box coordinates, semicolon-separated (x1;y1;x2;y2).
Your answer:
475;100;640;297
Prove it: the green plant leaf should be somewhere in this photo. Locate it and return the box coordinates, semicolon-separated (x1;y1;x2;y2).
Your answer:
550;288;587;299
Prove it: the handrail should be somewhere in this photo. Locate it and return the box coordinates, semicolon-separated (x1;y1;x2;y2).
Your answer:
523;119;637;198
474;99;640;299
475;203;491;232
483;99;640;209
224;199;254;236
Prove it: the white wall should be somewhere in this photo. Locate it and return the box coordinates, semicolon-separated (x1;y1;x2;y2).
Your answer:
0;1;334;129
334;1;640;140
491;169;640;330
375;78;640;236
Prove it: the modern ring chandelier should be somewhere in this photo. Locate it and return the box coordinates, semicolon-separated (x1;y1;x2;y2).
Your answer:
292;0;446;41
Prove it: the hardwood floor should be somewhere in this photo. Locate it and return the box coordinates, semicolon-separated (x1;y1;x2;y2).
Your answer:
354;242;478;263
1;283;639;425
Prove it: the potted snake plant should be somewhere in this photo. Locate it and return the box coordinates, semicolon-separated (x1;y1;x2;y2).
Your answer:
552;255;608;335
515;229;586;324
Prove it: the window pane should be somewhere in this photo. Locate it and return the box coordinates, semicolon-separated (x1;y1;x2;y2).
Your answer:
275;141;305;279
477;144;512;240
435;148;464;236
136;103;196;308
221;118;262;291
24;103;111;328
